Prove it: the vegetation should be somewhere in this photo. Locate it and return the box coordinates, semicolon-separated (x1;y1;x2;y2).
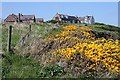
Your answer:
1;22;120;78
2;52;65;78
46;20;60;24
46;26;120;78
2;23;65;78
88;23;120;32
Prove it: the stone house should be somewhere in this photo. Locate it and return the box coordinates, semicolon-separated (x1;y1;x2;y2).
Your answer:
4;13;44;23
53;13;95;24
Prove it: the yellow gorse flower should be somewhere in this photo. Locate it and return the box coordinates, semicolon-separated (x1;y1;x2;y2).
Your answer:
48;25;120;73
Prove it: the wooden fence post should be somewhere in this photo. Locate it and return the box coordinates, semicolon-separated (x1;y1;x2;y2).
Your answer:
7;25;12;52
29;25;31;32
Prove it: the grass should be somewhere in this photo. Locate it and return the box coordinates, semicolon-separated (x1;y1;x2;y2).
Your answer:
39;64;65;78
77;23;120;38
88;24;120;32
0;58;2;80
43;26;63;39
2;52;41;78
31;23;52;38
2;24;29;51
2;23;65;78
1;22;120;78
2;23;51;51
64;23;120;39
2;52;65;78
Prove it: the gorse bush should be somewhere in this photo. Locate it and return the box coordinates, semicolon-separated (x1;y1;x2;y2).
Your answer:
46;20;60;24
45;25;120;78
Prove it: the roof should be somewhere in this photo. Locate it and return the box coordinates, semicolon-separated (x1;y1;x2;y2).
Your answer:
36;18;44;20
4;13;36;22
85;16;94;19
56;13;79;21
55;13;94;20
4;14;18;22
17;15;35;20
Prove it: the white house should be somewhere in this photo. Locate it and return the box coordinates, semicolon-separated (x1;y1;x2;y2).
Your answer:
53;13;95;24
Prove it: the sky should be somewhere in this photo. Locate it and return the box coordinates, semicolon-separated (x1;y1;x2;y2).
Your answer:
2;2;118;26
118;1;120;26
1;0;119;2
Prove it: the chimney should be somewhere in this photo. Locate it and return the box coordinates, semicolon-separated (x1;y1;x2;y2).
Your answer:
18;13;21;22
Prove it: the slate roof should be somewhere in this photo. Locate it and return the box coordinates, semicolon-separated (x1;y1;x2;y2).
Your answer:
4;13;35;22
4;14;18;22
17;15;35;20
57;13;79;21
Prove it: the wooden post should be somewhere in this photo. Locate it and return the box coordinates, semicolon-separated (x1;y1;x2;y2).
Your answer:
7;25;12;52
29;25;31;32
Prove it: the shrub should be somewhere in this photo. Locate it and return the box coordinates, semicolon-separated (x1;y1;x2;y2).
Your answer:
95;22;105;25
39;64;65;78
46;20;60;24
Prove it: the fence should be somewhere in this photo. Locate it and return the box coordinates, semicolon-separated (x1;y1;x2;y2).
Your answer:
7;25;32;52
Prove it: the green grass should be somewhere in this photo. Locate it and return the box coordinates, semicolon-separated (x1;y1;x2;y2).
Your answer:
84;23;120;37
2;23;50;49
0;58;2;79
0;24;2;52
2;24;29;51
43;26;64;39
2;23;63;51
39;64;65;78
2;52;42;78
88;24;120;32
2;52;65;78
31;23;52;37
2;23;65;78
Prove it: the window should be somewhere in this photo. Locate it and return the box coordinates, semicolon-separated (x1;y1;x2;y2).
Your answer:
65;15;68;19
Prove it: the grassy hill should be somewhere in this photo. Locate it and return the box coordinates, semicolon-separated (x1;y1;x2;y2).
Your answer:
1;22;120;78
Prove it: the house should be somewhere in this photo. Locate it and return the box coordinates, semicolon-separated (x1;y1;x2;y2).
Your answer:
83;16;95;24
53;13;95;24
4;13;44;23
4;14;18;23
36;18;44;23
53;13;80;23
18;14;36;23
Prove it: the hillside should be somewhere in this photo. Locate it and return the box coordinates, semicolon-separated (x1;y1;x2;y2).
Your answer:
1;23;120;78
